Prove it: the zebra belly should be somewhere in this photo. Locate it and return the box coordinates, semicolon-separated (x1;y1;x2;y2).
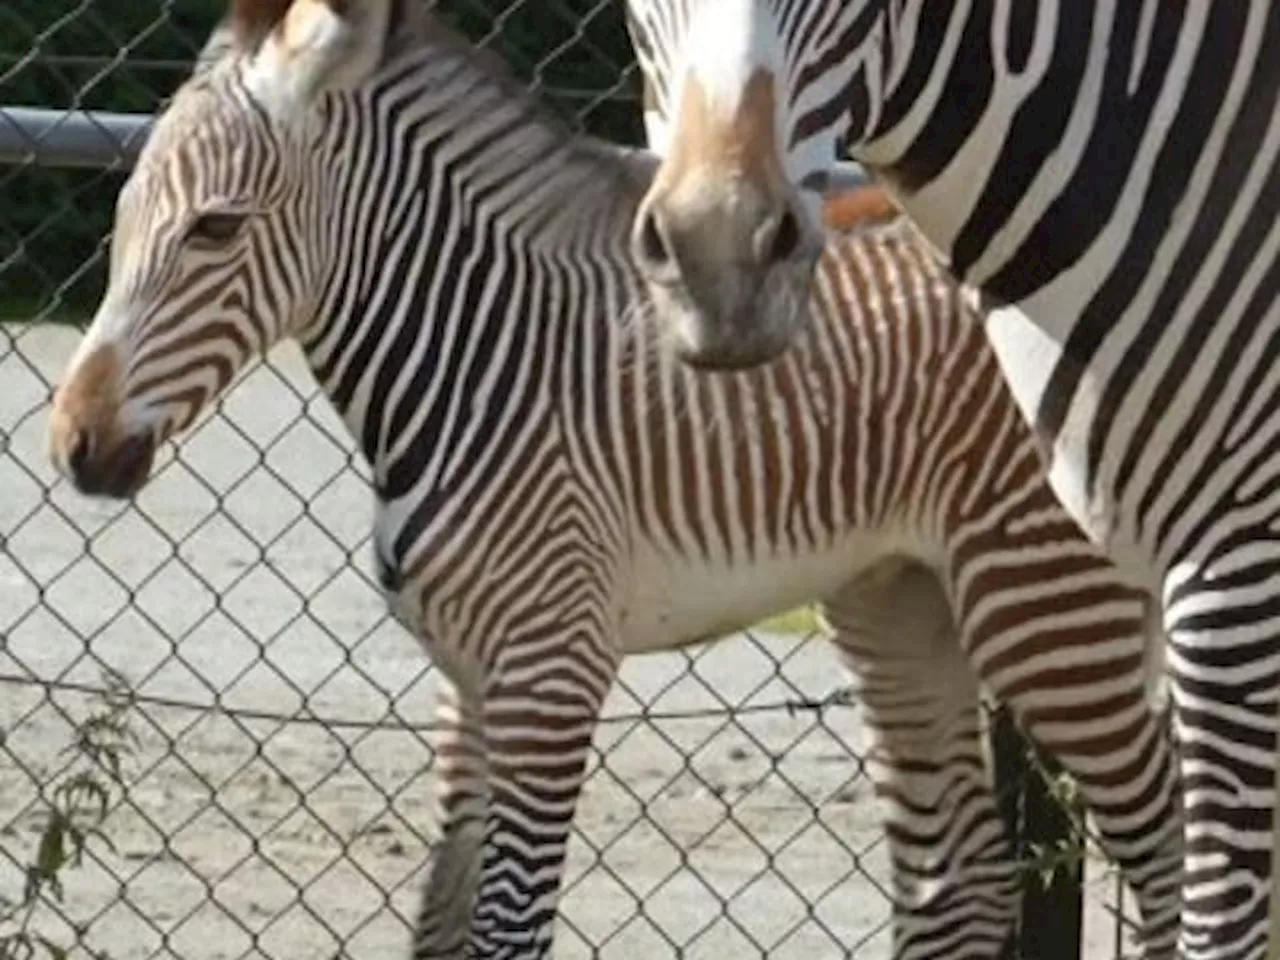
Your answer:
618;533;910;655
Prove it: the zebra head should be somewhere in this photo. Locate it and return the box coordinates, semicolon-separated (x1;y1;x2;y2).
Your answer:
48;0;393;498
627;0;892;369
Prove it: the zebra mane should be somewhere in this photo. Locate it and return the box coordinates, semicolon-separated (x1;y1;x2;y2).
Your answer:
135;1;651;255
178;2;652;206
388;6;654;234
400;8;655;189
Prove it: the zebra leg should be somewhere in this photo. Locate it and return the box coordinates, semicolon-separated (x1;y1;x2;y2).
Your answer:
825;558;1019;959
1163;573;1280;960
415;678;489;960
465;634;618;959
950;558;1183;958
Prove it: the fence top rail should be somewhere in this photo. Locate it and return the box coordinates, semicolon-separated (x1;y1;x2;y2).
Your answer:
0;106;153;170
0;106;872;188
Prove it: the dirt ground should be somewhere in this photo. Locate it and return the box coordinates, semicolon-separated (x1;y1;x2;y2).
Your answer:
0;324;1138;958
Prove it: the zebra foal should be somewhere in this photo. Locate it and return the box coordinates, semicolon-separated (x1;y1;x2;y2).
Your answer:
46;0;1180;956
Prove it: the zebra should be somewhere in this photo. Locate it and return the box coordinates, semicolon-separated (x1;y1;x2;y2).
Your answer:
46;0;1182;955
621;2;1280;957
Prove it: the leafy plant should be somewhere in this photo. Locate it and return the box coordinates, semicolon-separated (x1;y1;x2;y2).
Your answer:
1019;761;1090;890
0;670;137;960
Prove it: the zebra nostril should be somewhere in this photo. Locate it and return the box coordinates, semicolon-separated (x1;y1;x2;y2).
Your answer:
635;207;673;272
759;209;802;265
67;427;93;474
770;210;801;262
106;433;156;498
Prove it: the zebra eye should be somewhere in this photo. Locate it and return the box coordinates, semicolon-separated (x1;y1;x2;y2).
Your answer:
186;211;247;246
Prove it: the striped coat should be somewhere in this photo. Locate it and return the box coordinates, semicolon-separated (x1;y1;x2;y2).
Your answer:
46;2;1180;957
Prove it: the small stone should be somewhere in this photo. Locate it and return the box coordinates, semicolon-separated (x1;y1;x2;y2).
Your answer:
832;784;861;803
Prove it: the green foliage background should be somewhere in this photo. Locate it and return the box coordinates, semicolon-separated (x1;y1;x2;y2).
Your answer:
0;0;643;316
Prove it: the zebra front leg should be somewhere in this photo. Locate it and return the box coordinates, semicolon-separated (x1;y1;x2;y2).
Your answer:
466;634;618;959
824;559;1019;959
415;678;490;960
1164;574;1280;960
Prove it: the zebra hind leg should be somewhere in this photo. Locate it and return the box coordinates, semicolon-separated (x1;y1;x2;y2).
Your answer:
824;558;1019;960
983;661;1183;959
415;679;490;960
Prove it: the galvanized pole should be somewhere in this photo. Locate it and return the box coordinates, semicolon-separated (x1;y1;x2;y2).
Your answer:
0;107;153;169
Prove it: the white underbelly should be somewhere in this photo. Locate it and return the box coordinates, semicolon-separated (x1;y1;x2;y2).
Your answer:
618;532;919;655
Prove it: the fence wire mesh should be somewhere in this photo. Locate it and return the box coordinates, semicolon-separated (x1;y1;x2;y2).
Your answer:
0;2;1140;958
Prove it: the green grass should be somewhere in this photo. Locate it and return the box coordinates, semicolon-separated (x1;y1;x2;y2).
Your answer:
751;605;826;637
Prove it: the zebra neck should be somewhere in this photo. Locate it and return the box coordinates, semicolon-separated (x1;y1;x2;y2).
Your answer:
858;0;1110;290
291;22;653;506
296;87;647;509
863;0;1274;316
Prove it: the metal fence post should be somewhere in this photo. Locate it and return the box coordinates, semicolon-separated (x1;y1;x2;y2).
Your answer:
992;705;1085;960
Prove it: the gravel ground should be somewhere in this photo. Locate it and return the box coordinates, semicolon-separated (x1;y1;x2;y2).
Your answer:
1;323;1138;958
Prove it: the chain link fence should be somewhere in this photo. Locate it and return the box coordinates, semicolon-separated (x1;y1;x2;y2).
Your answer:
0;2;1140;957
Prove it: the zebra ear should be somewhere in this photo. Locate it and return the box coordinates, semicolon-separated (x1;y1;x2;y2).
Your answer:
241;0;392;117
229;0;293;48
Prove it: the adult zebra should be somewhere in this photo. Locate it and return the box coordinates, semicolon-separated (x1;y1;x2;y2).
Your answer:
623;2;1280;957
46;0;1183;955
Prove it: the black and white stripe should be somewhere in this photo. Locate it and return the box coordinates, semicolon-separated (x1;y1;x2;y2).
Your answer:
62;2;1191;957
626;1;1280;957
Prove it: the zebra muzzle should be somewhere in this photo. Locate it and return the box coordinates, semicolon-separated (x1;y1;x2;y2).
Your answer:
60;427;157;499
